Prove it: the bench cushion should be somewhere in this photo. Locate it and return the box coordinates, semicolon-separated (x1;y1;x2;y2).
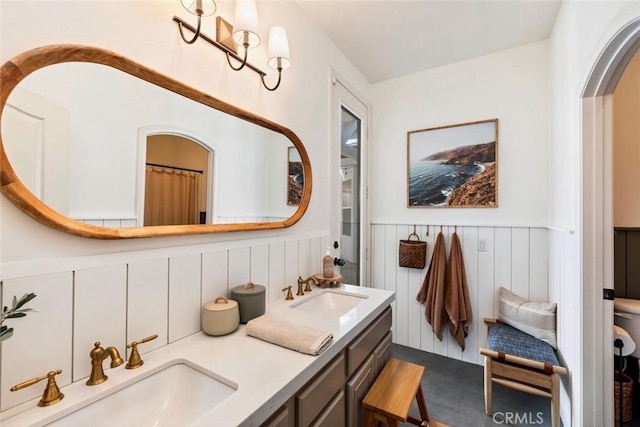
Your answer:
488;322;560;366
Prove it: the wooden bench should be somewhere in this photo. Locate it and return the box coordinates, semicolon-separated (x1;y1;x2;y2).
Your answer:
480;318;567;427
362;358;447;427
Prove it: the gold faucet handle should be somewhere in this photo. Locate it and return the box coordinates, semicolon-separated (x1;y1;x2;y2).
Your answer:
11;369;64;407
282;286;294;300
296;281;305;296
126;334;158;369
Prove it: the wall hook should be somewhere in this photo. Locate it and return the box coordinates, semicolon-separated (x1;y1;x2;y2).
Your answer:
426;225;429;236
413;224;417;235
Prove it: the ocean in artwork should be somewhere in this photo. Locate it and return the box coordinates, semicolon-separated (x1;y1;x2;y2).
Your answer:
408;160;485;206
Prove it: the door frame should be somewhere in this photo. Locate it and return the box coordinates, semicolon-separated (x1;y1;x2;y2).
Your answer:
330;72;371;286
581;15;640;426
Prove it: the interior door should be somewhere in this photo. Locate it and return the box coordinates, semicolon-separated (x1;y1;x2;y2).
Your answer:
3;87;70;215
331;75;369;286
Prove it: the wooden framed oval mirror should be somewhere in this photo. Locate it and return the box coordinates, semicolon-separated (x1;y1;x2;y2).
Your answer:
0;44;311;239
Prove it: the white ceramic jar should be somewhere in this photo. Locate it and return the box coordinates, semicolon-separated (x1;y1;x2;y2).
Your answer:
202;296;240;336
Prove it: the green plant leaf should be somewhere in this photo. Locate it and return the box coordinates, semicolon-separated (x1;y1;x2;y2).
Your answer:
15;293;36;310
7;313;27;319
0;328;14;341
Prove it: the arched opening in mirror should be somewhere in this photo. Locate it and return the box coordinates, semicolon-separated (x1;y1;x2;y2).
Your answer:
144;134;211;226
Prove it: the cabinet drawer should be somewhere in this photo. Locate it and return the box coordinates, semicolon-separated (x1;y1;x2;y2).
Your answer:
346;354;375;427
311;390;346;427
373;331;392;377
261;397;294;427
346;306;392;377
297;353;346;426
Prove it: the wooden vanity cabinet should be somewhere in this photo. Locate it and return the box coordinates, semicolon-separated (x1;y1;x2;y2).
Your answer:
297;353;346;426
262;397;295;427
260;306;392;427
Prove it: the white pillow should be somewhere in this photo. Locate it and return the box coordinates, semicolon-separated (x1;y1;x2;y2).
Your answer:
498;287;557;349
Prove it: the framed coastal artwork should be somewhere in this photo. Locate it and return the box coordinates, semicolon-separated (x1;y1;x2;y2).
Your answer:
407;119;498;208
287;147;303;205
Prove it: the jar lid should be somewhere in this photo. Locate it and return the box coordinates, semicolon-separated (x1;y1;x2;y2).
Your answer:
204;296;238;312
231;282;266;296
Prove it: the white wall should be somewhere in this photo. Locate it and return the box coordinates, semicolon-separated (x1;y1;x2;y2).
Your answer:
614;50;640;227
367;40;552;372
548;2;640;426
371;40;550;227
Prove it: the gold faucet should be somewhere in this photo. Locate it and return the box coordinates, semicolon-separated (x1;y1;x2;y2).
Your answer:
282;285;294;300
298;276;319;293
11;369;64;407
126;334;158;369
86;341;124;385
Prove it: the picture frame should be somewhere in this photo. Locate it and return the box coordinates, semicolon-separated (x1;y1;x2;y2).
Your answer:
287;147;303;205
407;119;498;208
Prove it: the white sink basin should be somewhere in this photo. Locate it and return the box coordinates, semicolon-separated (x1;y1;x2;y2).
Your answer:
290;291;367;316
47;361;236;427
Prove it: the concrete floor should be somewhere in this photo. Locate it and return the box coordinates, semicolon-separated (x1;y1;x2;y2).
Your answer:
391;343;558;427
392;344;640;427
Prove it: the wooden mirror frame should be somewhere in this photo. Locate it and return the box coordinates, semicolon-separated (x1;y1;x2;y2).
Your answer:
0;44;312;239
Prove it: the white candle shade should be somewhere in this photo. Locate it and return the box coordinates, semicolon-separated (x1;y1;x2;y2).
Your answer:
181;0;216;17
233;0;261;48
267;26;291;70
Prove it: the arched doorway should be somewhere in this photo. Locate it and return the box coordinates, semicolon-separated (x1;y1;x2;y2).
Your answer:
144;135;209;226
136;125;215;226
582;16;640;425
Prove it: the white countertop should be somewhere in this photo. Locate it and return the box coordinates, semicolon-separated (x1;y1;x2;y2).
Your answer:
0;284;395;427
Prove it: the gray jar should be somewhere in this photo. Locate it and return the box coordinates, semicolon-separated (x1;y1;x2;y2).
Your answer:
230;282;266;323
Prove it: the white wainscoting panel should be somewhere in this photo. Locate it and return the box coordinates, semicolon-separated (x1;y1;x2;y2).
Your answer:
371;223;549;366
0;273;73;411
229;247;251;289
249;244;269;298
168;254;202;343
127;258;169;354
202;250;229;305
268;242;286;303
73;265;127;382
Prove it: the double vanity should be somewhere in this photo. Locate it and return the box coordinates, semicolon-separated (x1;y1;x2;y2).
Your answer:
0;285;394;427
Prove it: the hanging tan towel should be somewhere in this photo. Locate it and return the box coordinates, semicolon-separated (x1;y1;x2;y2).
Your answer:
416;231;447;340
245;315;333;355
445;232;473;351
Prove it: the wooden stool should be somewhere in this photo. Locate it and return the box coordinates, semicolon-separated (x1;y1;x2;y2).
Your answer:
362;358;431;427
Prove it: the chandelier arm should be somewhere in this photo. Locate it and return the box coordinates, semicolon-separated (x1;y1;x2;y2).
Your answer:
261;68;283;91
225;46;249;71
178;14;203;44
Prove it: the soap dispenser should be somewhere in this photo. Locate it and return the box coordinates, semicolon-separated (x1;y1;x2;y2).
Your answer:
323;248;334;278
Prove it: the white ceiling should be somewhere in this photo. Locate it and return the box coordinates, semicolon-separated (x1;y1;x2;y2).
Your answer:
294;0;562;83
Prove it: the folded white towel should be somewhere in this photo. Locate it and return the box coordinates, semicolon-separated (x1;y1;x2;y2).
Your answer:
245;315;333;356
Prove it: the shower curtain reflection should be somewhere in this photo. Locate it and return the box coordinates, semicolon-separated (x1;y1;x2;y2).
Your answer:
144;165;201;226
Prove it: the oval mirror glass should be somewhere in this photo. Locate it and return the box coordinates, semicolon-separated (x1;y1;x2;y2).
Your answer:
0;45;311;238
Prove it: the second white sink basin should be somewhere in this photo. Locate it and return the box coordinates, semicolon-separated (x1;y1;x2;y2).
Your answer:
47;361;236;427
290;291;367;316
